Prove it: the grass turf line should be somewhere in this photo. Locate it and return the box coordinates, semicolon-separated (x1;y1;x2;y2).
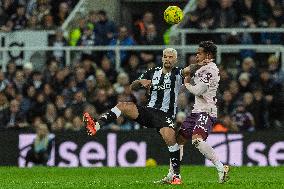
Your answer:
0;166;283;189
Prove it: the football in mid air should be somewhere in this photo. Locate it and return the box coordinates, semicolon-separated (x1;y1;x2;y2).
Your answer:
164;6;183;25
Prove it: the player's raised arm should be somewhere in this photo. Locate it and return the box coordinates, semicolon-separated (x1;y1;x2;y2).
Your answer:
130;68;152;90
184;79;208;96
182;58;214;78
130;79;151;90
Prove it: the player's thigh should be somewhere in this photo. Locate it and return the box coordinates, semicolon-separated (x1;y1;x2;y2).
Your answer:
116;102;139;120
159;127;176;146
178;113;197;141
192;113;216;140
156;114;177;145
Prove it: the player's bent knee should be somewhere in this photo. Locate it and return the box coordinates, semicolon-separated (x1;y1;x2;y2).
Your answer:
192;138;203;148
176;134;188;145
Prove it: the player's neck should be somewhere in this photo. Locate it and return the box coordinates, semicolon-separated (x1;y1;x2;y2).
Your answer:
162;67;172;74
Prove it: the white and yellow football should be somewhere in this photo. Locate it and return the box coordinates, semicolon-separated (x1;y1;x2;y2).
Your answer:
164;6;183;25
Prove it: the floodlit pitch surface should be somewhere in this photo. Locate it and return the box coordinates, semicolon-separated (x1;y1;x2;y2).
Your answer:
0;166;283;189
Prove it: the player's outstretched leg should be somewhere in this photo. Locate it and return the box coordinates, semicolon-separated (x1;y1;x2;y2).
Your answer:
83;102;139;136
192;135;230;183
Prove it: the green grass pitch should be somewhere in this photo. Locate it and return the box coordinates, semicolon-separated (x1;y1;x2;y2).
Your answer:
0;166;283;189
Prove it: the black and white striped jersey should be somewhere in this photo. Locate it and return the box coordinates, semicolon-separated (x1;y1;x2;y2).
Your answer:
138;67;184;117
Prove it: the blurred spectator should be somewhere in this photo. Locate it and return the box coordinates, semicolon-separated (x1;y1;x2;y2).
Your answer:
21;85;36;118
77;23;98;61
95;69;112;90
124;54;143;82
63;107;73;126
69;17;86;46
27;15;40;30
85;75;96;102
0;71;9;92
5;61;17;82
133;11;154;43
216;0;237;28
0;93;10;129
232;102;255;132
31;0;51;24
219;67;233;93
251;88;270;129
82;59;96;78
185;0;216;29
218;90;235;115
234;0;258;27
44;103;57;128
42;14;55;29
71;90;87;117
49;29;67;65
0;6;8;28
54;95;66;116
267;55;284;86
138;24;162;45
51;69;67;94
9;4;27;30
13;70;25;94
88;10;99;25
256;0;275;26
272;5;284;26
43;83;55;102
29;92;46;120
23;62;34;82
5;83;17;101
31;71;44;91
95;10;117;45
54;2;69;26
61;76;77;105
108;25;135;65
75;67;87;91
51;116;65;131
237;57;259;83
213;115;239;132
261;18;282;44
71;116;84;131
43;59;59;84
243;92;254;111
238;73;252;94
25;124;53;166
4;99;27;128
259;70;278;98
92;89;112;114
100;56;117;83
113;72;129;95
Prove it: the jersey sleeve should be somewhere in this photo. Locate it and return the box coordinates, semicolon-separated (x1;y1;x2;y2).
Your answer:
138;68;153;80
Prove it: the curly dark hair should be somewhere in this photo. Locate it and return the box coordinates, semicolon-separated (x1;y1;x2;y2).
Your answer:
199;41;217;59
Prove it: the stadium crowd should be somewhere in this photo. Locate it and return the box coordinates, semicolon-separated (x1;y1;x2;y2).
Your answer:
0;0;283;132
0;0;77;31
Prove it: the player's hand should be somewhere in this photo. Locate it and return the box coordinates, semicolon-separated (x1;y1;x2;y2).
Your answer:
184;76;190;84
198;58;214;66
140;79;152;89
